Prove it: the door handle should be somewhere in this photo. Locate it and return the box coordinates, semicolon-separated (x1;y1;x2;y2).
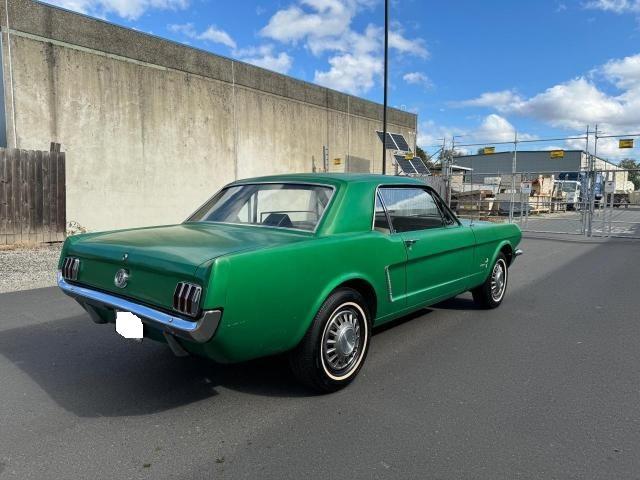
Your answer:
404;239;418;247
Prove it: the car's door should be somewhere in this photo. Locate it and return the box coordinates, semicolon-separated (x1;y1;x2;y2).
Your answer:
378;186;476;307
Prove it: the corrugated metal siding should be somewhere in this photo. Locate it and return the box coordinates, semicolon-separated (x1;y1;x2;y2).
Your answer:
453;151;584;175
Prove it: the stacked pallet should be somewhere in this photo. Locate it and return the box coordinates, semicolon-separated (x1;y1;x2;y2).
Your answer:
452;190;495;216
528;175;554;213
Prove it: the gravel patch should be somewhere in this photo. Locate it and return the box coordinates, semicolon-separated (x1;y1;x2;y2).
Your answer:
0;244;63;294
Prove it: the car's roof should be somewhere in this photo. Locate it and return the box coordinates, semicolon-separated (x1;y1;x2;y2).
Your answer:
230;173;426;187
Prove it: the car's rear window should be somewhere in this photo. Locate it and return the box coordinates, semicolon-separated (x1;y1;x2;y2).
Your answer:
187;183;334;232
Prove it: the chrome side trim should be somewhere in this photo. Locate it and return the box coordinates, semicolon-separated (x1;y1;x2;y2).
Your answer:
57;272;221;343
384;266;394;302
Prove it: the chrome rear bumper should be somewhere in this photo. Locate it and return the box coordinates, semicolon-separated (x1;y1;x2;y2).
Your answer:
57;272;220;343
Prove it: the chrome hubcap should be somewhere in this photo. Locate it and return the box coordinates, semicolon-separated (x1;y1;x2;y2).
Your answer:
491;260;507;301
323;308;362;372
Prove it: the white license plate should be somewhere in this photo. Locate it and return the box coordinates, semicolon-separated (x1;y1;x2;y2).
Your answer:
115;311;143;339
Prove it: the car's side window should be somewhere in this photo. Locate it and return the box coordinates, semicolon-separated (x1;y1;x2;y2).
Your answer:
433;193;457;226
379;187;445;232
374;193;392;234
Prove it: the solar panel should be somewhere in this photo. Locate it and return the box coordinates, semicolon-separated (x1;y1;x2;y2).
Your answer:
376;131;399;150
394;155;417;174
410;158;431;175
391;133;410;152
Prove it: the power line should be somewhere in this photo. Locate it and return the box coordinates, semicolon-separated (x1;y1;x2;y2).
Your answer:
455;135;588;148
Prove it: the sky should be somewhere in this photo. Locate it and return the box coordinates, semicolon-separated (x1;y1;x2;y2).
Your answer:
42;0;640;162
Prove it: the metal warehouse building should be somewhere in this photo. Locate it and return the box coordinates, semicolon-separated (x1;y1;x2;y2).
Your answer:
453;150;619;175
452;150;631;190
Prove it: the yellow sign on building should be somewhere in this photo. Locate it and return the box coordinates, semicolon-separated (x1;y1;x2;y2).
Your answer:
405;152;415;160
619;139;634;149
482;147;496;155
550;150;565;159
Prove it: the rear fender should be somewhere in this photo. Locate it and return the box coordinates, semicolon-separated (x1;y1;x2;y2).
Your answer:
292;272;379;347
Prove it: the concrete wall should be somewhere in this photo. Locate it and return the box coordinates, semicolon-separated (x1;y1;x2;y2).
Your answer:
0;0;417;232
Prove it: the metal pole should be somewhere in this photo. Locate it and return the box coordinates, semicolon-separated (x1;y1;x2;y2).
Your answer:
583;125;589;236
381;0;389;175
509;131;518;223
588;124;598;237
4;0;17;148
448;136;455;206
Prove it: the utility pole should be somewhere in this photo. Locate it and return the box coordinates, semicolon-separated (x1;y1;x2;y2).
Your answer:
509;131;518;223
583;125;589;236
587;124;599;237
381;0;389;175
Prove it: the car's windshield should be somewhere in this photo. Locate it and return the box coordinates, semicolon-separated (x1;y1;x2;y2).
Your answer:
561;183;578;193
186;183;334;232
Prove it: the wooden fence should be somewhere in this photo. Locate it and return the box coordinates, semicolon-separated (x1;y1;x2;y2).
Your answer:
0;148;66;245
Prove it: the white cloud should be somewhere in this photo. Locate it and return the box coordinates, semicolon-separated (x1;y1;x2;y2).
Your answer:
236;45;293;74
260;0;358;43
198;26;237;49
584;0;640;13
510;78;626;129
389;31;428;58
169;23;236;49
602;54;640;89
170;24;291;73
403;72;432;89
453;90;523;111
168;23;196;36
455;53;640;138
417;115;536;153
261;0;428;95
416;120;459;152
475;114;519;142
44;0;188;20
315;53;382;95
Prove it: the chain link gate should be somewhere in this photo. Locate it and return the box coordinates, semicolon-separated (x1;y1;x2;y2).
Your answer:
444;167;640;239
587;168;640;239
428;129;640;240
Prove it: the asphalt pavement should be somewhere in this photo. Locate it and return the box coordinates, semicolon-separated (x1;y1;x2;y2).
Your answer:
0;236;639;479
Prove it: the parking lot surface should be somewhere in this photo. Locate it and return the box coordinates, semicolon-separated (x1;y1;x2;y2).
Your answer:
519;206;640;237
0;237;639;479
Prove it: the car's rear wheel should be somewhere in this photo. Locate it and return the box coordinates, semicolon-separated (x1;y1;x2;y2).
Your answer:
472;253;508;309
289;288;371;393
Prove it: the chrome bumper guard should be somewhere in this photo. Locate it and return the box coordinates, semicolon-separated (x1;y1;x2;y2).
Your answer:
513;248;524;264
57;272;221;343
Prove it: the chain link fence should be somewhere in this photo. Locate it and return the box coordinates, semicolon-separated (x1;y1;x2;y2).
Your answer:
420;130;640;240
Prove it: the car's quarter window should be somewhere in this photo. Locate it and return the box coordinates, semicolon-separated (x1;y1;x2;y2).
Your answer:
374;193;392;234
378;187;445;232
187;183;333;232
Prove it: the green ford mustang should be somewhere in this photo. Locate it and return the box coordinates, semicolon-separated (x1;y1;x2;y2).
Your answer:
58;173;522;392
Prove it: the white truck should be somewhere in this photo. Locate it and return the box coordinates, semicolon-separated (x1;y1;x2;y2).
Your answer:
555;180;582;210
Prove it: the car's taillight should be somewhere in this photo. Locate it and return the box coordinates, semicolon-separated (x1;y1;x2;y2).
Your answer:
62;257;80;281
173;282;202;317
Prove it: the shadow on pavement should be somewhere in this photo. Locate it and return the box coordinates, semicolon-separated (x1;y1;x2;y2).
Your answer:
0;314;311;418
0;291;487;417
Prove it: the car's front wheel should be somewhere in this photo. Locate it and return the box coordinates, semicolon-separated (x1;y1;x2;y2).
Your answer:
472;253;508;309
289;288;371;393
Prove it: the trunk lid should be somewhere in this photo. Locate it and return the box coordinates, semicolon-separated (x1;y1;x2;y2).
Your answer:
66;223;309;310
